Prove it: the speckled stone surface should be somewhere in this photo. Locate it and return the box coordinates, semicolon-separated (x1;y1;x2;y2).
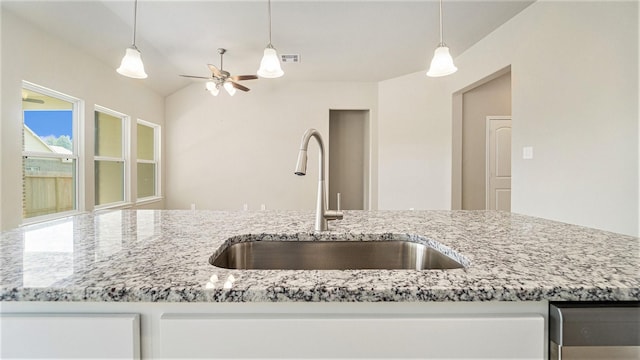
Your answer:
1;210;638;302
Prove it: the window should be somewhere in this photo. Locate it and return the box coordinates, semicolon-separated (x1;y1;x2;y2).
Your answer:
137;120;160;200
22;82;81;222
95;106;128;207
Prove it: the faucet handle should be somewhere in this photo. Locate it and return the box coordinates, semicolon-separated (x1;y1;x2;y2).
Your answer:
324;210;343;221
325;193;343;221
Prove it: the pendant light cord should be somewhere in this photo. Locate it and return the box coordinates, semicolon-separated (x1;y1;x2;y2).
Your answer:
439;0;444;45
132;0;138;46
267;0;273;45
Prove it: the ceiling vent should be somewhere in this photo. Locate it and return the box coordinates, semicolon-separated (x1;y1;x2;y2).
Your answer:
280;54;300;63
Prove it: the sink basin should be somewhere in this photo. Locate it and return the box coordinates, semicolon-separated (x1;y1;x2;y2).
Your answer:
210;240;464;270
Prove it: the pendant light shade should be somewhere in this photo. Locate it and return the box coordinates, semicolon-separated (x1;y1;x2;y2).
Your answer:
258;45;284;78
117;46;147;79
117;0;147;79
426;45;457;77
257;0;284;78
223;82;237;96
427;0;457;77
206;81;220;96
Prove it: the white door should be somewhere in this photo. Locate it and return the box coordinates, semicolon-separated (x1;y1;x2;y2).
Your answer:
486;116;512;211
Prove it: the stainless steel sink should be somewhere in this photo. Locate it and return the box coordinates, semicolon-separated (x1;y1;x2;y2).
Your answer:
210;240;464;270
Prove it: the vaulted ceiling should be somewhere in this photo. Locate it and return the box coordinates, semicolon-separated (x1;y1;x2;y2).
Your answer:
3;0;534;96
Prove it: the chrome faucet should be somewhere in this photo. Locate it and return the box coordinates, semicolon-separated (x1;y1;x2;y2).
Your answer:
295;128;343;231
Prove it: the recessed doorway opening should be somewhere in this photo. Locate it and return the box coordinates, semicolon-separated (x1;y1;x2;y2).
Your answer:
328;110;370;210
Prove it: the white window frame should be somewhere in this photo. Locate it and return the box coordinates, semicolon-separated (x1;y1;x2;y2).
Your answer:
94;105;130;210
21;81;85;225
136;119;161;203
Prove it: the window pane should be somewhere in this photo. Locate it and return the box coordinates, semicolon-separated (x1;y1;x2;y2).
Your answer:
23;89;73;153
95;161;124;205
137;123;155;161
95;111;123;158
23;157;76;219
137;163;155;198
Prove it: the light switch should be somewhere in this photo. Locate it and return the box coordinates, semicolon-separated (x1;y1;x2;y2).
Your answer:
522;146;534;160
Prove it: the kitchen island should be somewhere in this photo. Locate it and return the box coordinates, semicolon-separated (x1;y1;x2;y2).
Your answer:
1;210;638;358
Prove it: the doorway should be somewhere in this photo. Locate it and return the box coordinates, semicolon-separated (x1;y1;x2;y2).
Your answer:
328;110;370;210
452;69;512;210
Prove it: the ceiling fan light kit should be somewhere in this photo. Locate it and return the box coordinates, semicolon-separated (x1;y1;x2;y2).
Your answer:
117;0;147;79
427;0;457;77
257;0;284;78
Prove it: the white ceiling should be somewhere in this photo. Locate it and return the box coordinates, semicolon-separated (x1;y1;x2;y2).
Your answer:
3;0;534;96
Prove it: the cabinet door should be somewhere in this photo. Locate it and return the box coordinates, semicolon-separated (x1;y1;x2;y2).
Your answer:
160;313;544;359
0;313;140;359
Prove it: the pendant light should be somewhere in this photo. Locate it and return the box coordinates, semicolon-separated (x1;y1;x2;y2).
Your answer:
257;0;284;78
426;0;457;77
117;0;148;79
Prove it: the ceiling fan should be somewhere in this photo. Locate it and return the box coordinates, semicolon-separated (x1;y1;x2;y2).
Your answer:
21;90;44;104
180;48;257;96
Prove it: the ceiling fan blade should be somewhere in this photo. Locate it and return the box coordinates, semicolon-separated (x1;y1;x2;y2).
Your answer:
22;98;45;104
230;75;258;82
230;81;250;92
179;75;210;80
208;64;222;78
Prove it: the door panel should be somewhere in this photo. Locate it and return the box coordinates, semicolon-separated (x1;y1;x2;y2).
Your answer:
0;313;140;358
487;117;512;211
160;313;544;359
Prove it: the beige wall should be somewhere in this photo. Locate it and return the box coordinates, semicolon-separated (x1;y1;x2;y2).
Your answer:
378;73;451;210
165;80;378;211
461;72;511;210
1;9;165;230
379;1;638;236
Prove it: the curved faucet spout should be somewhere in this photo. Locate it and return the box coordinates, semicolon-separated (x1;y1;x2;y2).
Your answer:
295;128;324;179
294;128;342;231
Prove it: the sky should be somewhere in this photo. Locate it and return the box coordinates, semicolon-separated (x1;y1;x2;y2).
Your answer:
23;110;73;139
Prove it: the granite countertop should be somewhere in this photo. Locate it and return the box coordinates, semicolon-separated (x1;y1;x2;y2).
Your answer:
0;210;638;302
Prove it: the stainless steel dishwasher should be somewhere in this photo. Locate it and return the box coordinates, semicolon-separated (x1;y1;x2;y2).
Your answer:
549;302;640;359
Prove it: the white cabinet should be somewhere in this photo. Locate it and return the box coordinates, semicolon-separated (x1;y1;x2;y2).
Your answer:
160;313;544;359
0;301;547;359
0;313;140;359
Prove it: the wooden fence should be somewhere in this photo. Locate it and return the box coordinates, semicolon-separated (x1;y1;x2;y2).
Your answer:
23;174;73;218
